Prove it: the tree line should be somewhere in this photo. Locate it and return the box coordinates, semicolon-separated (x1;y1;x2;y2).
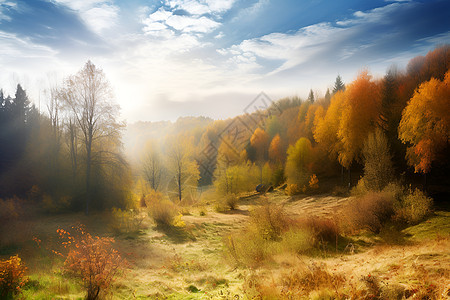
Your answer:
1;45;448;213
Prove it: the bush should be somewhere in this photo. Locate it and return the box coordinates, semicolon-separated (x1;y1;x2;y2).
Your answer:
309;174;319;189
0;255;27;298
56;225;124;300
300;217;339;246
395;188;433;224
216;193;239;212
149;199;178;228
243;263;345;299
225;203;342;266
250;203;289;241
278;229;312;255
225;203;290;266
0;198;20;223
144;189;180;228
225;229;272;267
110;208;144;234
345;192;395;234
286;183;303;195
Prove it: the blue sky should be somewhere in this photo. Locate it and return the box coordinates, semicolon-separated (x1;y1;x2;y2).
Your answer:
0;0;449;122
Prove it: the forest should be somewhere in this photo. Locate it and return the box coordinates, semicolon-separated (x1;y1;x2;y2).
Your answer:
0;45;449;299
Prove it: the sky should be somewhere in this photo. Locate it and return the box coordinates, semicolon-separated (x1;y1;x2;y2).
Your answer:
0;0;449;122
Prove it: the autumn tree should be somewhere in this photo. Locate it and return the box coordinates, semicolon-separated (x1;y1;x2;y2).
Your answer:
61;61;124;214
337;70;382;171
324;88;331;104
361;128;394;191
268;134;284;164
313;90;345;161
266;115;282;138
285;137;313;187
165;135;199;202
398;71;450;174
250;128;269;184
142;140;164;191
268;134;285;186
214;135;244;195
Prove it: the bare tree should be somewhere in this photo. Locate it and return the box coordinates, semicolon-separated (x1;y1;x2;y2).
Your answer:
44;75;62;173
142;140;164;191
61;61;123;214
165;135;199;202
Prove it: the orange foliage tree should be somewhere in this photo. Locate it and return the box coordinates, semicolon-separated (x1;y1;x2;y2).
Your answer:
268;134;284;165
337;70;382;168
250;128;270;183
56;225;124;300
398;71;450;173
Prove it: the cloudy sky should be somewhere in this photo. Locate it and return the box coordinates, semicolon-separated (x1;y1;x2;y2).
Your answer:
0;0;449;122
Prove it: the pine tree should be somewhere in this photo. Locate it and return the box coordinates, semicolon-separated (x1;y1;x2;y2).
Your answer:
324;88;331;103
332;75;345;94
307;89;315;103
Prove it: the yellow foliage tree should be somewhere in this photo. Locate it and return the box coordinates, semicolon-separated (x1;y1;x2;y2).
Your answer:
313;91;345;160
398;71;450;173
285;137;313;186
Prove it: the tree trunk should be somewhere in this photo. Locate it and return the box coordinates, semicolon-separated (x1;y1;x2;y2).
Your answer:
85;137;92;215
178;165;182;202
347;165;352;189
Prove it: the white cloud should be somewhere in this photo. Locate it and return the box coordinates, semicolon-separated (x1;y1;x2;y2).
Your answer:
219;2;416;76
231;0;268;21
82;4;119;34
142;4;223;35
0;0;18;22
166;0;236;15
52;0;119;34
0;31;57;59
166;15;220;33
336;3;403;26
219;22;344;74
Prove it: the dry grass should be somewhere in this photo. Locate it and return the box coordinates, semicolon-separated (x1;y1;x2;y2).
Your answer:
1;190;448;299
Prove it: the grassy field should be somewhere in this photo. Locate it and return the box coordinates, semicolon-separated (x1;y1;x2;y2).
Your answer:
1;190;449;299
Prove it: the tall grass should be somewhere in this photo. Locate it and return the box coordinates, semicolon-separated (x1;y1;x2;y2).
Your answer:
225;203;341;267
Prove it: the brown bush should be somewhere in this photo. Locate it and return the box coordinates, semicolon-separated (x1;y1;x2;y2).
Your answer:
300;217;339;246
225;204;342;267
250;203;290;241
144;190;179;228
243;263;346;299
215;193;239;212
149;199;178;228
345;191;395;234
